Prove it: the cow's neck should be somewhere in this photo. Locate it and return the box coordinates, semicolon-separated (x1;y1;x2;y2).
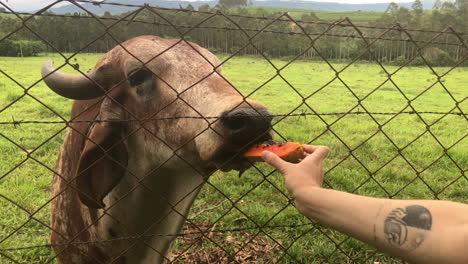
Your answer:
95;156;208;263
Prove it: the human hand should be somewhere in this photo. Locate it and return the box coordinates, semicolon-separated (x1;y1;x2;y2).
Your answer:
261;145;329;197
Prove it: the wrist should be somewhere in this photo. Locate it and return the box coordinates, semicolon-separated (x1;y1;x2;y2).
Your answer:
291;186;322;217
290;184;320;198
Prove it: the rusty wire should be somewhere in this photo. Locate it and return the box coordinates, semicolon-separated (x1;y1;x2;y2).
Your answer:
0;0;467;263
0;111;466;127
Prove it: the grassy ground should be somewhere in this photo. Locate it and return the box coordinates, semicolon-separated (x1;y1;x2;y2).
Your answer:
239;6;384;21
0;53;466;263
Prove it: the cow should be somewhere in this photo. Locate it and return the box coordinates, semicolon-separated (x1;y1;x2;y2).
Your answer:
41;35;272;263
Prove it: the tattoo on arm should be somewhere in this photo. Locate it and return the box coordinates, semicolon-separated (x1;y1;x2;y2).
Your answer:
373;201;387;243
384;205;432;251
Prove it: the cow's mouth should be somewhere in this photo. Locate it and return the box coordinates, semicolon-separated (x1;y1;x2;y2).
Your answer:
209;107;273;173
212;134;273;172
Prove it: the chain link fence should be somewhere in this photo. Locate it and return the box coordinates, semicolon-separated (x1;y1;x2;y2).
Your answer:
0;0;467;263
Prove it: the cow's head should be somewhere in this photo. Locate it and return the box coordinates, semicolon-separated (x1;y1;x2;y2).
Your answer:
42;36;272;208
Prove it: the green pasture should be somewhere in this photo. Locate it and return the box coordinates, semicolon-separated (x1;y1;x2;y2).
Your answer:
240;6;384;21
0;53;466;263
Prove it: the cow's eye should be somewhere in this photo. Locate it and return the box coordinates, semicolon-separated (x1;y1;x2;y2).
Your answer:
128;69;152;86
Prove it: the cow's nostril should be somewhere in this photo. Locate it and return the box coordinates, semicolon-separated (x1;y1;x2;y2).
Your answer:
221;108;272;147
223;115;247;131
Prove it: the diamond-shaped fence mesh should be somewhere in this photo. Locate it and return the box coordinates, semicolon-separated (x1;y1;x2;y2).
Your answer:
0;0;466;263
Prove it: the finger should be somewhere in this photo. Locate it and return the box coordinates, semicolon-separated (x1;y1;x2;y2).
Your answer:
309;146;330;161
300;149;308;159
261;151;289;173
303;145;322;154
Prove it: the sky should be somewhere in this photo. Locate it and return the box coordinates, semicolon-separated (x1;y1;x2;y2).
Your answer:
1;0;414;12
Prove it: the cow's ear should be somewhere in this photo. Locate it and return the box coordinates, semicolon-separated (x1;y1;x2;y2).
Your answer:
76;100;128;208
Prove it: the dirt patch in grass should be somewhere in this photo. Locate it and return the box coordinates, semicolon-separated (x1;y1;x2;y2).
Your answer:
170;222;282;263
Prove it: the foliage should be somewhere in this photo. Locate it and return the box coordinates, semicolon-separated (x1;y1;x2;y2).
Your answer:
0;1;465;63
0;39;15;56
419;47;456;66
394;55;407;66
409;56;425;66
374;0;467;32
434;49;455;66
0;39;46;57
219;0;248;7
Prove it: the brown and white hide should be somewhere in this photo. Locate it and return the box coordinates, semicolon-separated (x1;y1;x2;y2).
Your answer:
44;36;272;263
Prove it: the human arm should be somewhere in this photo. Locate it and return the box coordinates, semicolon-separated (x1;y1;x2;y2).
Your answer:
261;146;468;264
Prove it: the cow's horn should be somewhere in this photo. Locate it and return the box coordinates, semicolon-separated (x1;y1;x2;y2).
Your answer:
41;60;105;100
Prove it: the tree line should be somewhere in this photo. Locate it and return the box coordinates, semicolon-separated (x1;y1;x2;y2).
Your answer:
0;0;466;66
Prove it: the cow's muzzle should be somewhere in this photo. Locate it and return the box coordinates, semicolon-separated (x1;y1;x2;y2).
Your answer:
221;107;272;148
212;107;272;172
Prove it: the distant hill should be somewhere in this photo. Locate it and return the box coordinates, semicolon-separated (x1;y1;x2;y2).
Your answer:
48;0;217;15
251;0;438;11
47;0;439;15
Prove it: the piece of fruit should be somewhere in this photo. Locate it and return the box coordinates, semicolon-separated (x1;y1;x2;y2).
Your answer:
243;141;304;163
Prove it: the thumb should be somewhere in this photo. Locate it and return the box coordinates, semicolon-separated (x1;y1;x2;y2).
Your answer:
261;151;289;173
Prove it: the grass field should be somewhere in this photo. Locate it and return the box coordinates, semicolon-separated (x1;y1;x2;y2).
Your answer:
0;53;466;263
239;6;435;22
240;6;385;21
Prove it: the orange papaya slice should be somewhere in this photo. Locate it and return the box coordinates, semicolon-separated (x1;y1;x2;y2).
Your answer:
243;141;304;163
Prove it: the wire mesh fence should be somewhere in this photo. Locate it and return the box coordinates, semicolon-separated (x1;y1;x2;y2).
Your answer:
0;0;467;263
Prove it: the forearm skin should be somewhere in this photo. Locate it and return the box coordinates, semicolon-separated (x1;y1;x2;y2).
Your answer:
293;187;468;264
